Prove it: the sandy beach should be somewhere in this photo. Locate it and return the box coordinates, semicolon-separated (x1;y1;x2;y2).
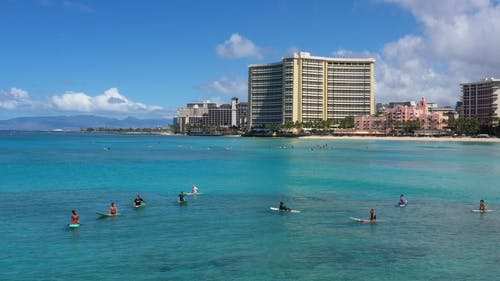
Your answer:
299;135;500;143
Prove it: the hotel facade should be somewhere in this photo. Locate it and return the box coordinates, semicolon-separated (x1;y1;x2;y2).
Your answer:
355;97;449;131
248;52;375;128
177;97;247;133
461;78;500;125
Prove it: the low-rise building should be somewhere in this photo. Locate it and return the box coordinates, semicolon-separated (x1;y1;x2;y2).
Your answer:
177;97;248;134
355;116;387;130
354;97;450;132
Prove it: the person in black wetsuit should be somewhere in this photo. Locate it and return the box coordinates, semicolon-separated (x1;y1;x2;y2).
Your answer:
134;194;145;206
370;209;377;220
279;201;291;211
179;191;185;202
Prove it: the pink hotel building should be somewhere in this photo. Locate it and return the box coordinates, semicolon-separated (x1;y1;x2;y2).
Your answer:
355;97;448;131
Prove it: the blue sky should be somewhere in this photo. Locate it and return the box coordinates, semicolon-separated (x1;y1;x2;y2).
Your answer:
1;0;500;119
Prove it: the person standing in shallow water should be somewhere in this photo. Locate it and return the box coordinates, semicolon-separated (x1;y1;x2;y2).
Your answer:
370;209;377;220
179;192;185;202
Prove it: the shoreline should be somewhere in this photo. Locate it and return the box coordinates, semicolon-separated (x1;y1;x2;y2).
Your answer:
299;135;500;143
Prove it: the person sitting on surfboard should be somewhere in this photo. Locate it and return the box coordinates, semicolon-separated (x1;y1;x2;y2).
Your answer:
134;195;145;206
479;200;488;211
399;194;408;205
71;210;80;224
192;185;199;194
279;201;291;211
179;192;185;202
370;209;377;221
109;202;118;215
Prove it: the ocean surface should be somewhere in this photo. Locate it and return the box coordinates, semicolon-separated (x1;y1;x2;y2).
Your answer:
1;131;500;281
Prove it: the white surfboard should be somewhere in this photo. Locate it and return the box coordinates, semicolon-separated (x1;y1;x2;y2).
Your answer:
270;207;301;213
350;217;384;223
471;209;493;213
96;212;118;217
184;192;203;196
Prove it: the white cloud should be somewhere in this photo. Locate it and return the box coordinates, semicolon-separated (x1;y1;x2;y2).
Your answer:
0;87;167;117
353;0;500;106
51;88;163;114
200;76;247;98
198;76;248;105
216;33;265;59
0;87;32;110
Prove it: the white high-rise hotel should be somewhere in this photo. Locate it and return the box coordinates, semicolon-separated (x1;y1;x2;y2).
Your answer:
248;52;375;128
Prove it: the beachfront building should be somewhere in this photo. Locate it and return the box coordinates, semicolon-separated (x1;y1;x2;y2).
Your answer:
387;97;430;127
460;78;500;126
355;116;387;130
248;51;375;128
354;97;449;132
386;97;448;129
177;98;248;134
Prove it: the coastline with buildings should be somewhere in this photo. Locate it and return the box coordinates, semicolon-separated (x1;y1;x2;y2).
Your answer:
5;3;500;280
300;135;500;143
175;52;499;139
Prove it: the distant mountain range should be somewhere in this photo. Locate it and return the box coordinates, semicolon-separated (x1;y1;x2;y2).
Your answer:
0;115;172;131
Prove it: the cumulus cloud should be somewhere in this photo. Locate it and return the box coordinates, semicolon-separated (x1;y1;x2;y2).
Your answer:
51;88;163;114
0;88;32;110
344;0;500;106
0;87;167;117
216;33;265;59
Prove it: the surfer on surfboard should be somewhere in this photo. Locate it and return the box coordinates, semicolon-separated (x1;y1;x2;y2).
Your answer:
71;210;80;224
191;185;199;194
399;194;407;205
109;202;118;216
370;209;377;221
133;194;145;207
279;201;292;211
479;200;488;212
179;192;186;202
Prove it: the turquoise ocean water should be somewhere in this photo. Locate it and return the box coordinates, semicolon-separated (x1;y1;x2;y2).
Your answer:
1;131;500;280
